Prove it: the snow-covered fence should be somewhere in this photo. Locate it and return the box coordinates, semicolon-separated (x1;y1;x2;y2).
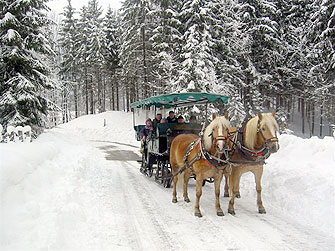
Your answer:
0;125;32;143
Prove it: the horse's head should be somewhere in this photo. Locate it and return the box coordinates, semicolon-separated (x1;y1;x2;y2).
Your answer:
245;112;279;153
204;113;231;154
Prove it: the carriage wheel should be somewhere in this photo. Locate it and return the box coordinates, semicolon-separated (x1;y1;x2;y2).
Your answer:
146;154;154;177
154;160;160;182
163;161;172;188
155;160;164;184
140;153;146;174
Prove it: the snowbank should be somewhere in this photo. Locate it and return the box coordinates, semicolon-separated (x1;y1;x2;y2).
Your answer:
0;111;334;249
238;134;335;236
58;111;140;146
0;129;109;249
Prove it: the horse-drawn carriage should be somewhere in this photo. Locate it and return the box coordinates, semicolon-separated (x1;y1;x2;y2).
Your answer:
132;92;281;217
131;93;229;188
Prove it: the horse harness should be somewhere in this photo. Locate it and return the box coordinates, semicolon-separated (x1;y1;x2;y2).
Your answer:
169;125;232;179
228;118;278;165
170;117;279;178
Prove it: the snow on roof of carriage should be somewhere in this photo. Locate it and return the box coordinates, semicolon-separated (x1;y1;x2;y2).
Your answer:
130;92;229;109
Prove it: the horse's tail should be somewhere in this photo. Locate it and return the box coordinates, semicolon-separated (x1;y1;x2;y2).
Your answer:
176;171;184;192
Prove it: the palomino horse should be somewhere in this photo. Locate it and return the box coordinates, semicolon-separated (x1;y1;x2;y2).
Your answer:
170;115;231;217
228;112;279;215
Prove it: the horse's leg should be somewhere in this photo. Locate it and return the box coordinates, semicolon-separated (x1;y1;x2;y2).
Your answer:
228;168;242;215
183;169;192;203
172;164;178;203
194;175;203;217
214;170;224;216
253;165;266;214
224;173;229;197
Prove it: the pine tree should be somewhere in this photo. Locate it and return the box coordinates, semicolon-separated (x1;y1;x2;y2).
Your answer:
59;0;79;120
0;0;54;131
150;0;182;94
104;7;120;110
86;0;105;113
235;0;282;111
305;0;335;135
119;0;154;109
173;0;223;93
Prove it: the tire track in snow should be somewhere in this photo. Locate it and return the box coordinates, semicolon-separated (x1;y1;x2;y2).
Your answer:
211;192;332;250
121;161;183;251
122;161;246;251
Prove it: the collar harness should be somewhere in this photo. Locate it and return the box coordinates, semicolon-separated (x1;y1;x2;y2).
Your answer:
230;117;278;164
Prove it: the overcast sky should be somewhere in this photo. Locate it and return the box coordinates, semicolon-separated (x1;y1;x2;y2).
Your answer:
48;0;122;14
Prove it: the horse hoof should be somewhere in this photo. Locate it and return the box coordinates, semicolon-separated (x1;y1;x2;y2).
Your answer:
259;209;266;214
195;212;202;218
236;192;241;198
217;211;224;216
224;193;229;197
228;209;235;215
172;198;177;203
184;198;190;203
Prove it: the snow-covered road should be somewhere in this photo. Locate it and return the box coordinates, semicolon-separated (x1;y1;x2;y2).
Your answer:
1;111;334;250
89;141;333;251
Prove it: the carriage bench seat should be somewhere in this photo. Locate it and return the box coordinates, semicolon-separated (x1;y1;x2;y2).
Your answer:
157;123;202;137
156;123;178;136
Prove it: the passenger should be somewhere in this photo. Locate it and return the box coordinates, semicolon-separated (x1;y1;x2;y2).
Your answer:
189;115;197;123
153;113;162;128
177;115;185;124
167;111;177;123
160;118;167;124
140;118;154;141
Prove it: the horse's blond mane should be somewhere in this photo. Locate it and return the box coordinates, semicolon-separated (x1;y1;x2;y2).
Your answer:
244;113;279;150
203;116;231;151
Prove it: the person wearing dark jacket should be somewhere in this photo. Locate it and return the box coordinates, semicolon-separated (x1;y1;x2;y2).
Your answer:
152;113;162;128
140;118;154;141
177;115;185;123
167;111;177;123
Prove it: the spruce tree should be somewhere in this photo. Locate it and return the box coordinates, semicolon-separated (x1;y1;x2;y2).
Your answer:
235;0;282;111
150;0;182;94
104;7;120;110
59;0;79;119
119;0;154;106
0;0;54;131
173;0;221;93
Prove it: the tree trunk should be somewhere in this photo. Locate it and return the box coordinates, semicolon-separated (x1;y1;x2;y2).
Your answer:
111;72;115;111
97;69;102;113
320;105;323;137
141;8;148;98
311;102;315;135
103;77;106;112
74;85;78;118
85;67;89;115
307;101;311;137
90;76;94;114
116;80;120;111
126;86;130;112
301;98;305;134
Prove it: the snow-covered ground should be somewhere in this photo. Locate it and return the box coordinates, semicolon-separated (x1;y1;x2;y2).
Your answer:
0;111;334;250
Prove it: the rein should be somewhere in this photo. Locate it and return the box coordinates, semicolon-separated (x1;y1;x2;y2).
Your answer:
226;118;278;165
166;122;231;180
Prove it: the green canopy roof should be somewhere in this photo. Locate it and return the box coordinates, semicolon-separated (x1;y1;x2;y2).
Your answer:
130;92;229;109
